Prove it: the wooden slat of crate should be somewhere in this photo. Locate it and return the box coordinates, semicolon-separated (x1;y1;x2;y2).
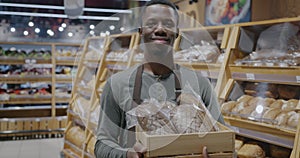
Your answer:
23;120;32;131
8;120;16;131
15;120;24;137
0;120;8;131
136;123;235;157
60;118;68;128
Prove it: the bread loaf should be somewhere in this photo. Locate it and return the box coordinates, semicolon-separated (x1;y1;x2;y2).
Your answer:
237;95;253;103
221;101;237;115
282;99;298;111
269;99;284;109
262;108;281;123
274;112;289;126
270;145;291;158
249;106;269;119
278;85;297;99
237;144;265;158
87;136;96;155
239;104;256;116
231;102;248;114
235;139;244;152
287;111;299;129
65;126;86;148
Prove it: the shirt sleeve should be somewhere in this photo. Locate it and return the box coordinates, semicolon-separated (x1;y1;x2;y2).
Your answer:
198;76;225;124
94;79;128;158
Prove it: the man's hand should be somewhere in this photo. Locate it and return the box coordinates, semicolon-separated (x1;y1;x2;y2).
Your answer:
127;142;147;158
202;146;209;158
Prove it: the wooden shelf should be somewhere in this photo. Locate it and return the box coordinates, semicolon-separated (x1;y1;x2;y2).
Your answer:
0;75;52;83
0;57;52;64
56;57;79;66
56;75;73;83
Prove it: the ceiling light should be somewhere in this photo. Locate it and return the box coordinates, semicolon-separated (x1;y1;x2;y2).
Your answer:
0;2;132;14
58;27;64;32
0;11;120;21
109;25;115;30
89;30;95;35
61;23;67;28
89;24;95;30
68;32;73;37
23;31;29;36
100;32;106;37
28;21;34;27
34;28;40;33
105;31;110;35
120;27;125;32
10;27;16;32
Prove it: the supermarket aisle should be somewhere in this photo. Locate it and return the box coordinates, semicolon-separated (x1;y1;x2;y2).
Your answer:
0;138;64;158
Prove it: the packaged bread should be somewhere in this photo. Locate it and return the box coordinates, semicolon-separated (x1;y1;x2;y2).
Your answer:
65;126;86;148
262;108;281;123
235;139;244;152
282;99;298;111
221;101;237;115
270;145;291;158
248;97;274;107
269;99;285;109
287;111;299;129
249;106;269;119
237;144;265;158
274;111;289;126
237;95;254;103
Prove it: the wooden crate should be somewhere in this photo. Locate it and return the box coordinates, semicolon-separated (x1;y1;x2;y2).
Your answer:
136;123;235;158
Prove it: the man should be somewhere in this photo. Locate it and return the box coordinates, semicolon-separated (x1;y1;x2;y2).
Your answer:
94;0;224;157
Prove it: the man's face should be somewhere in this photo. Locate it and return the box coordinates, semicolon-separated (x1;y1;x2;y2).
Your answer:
141;4;178;57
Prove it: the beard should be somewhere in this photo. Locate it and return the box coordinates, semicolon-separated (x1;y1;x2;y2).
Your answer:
141;42;173;62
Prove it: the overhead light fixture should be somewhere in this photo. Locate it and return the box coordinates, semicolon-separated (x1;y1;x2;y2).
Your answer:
109;25;115;30
89;24;95;29
0;2;132;14
23;30;29;36
34;28;40;33
68;32;73;37
28;21;34;27
58;27;64;32
0;11;120;21
61;23;67;28
10;27;16;32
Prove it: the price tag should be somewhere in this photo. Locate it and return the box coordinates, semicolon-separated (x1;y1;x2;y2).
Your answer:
246;73;255;80
296;76;300;83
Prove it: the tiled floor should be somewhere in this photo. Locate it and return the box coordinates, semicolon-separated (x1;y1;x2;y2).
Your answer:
0;138;64;158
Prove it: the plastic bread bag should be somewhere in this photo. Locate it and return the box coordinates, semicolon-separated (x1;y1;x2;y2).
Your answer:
175;84;220;133
126;98;178;135
256;22;299;52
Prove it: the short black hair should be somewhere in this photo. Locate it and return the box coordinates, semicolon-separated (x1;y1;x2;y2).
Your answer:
140;0;179;26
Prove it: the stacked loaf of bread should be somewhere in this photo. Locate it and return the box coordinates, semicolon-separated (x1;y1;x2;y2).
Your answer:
221;95;299;130
131;93;219;135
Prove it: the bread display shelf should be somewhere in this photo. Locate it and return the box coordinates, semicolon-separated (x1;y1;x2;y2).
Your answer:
0;98;52;104
56;75;73;83
225;117;294;148
0;75;52;83
136;123;234;158
55;57;78;66
0;57;52;64
229;66;300;84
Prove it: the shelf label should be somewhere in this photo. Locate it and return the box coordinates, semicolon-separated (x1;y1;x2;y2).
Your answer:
296;76;300;83
246;73;255;80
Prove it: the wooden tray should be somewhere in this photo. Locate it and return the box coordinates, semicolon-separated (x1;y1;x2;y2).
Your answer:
136;123;235;158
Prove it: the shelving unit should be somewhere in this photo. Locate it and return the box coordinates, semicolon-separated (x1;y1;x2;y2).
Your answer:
216;17;300;156
0;41;82;138
173;25;232;89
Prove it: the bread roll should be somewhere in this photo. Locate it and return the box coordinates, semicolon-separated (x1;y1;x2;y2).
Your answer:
275;112;289;126
238;144;265;158
235;139;244;151
287;111;299;129
282;99;298;111
270;145;291;158
269;99;284;109
221;101;237;115
262;108;281;123
237;95;253;103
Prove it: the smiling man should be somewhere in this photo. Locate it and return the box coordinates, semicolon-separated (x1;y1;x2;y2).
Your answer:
94;0;224;158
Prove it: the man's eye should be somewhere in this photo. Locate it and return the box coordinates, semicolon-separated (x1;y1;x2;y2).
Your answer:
164;21;175;28
146;22;156;28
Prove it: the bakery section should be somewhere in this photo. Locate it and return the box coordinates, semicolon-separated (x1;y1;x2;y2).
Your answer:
216;17;300;157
